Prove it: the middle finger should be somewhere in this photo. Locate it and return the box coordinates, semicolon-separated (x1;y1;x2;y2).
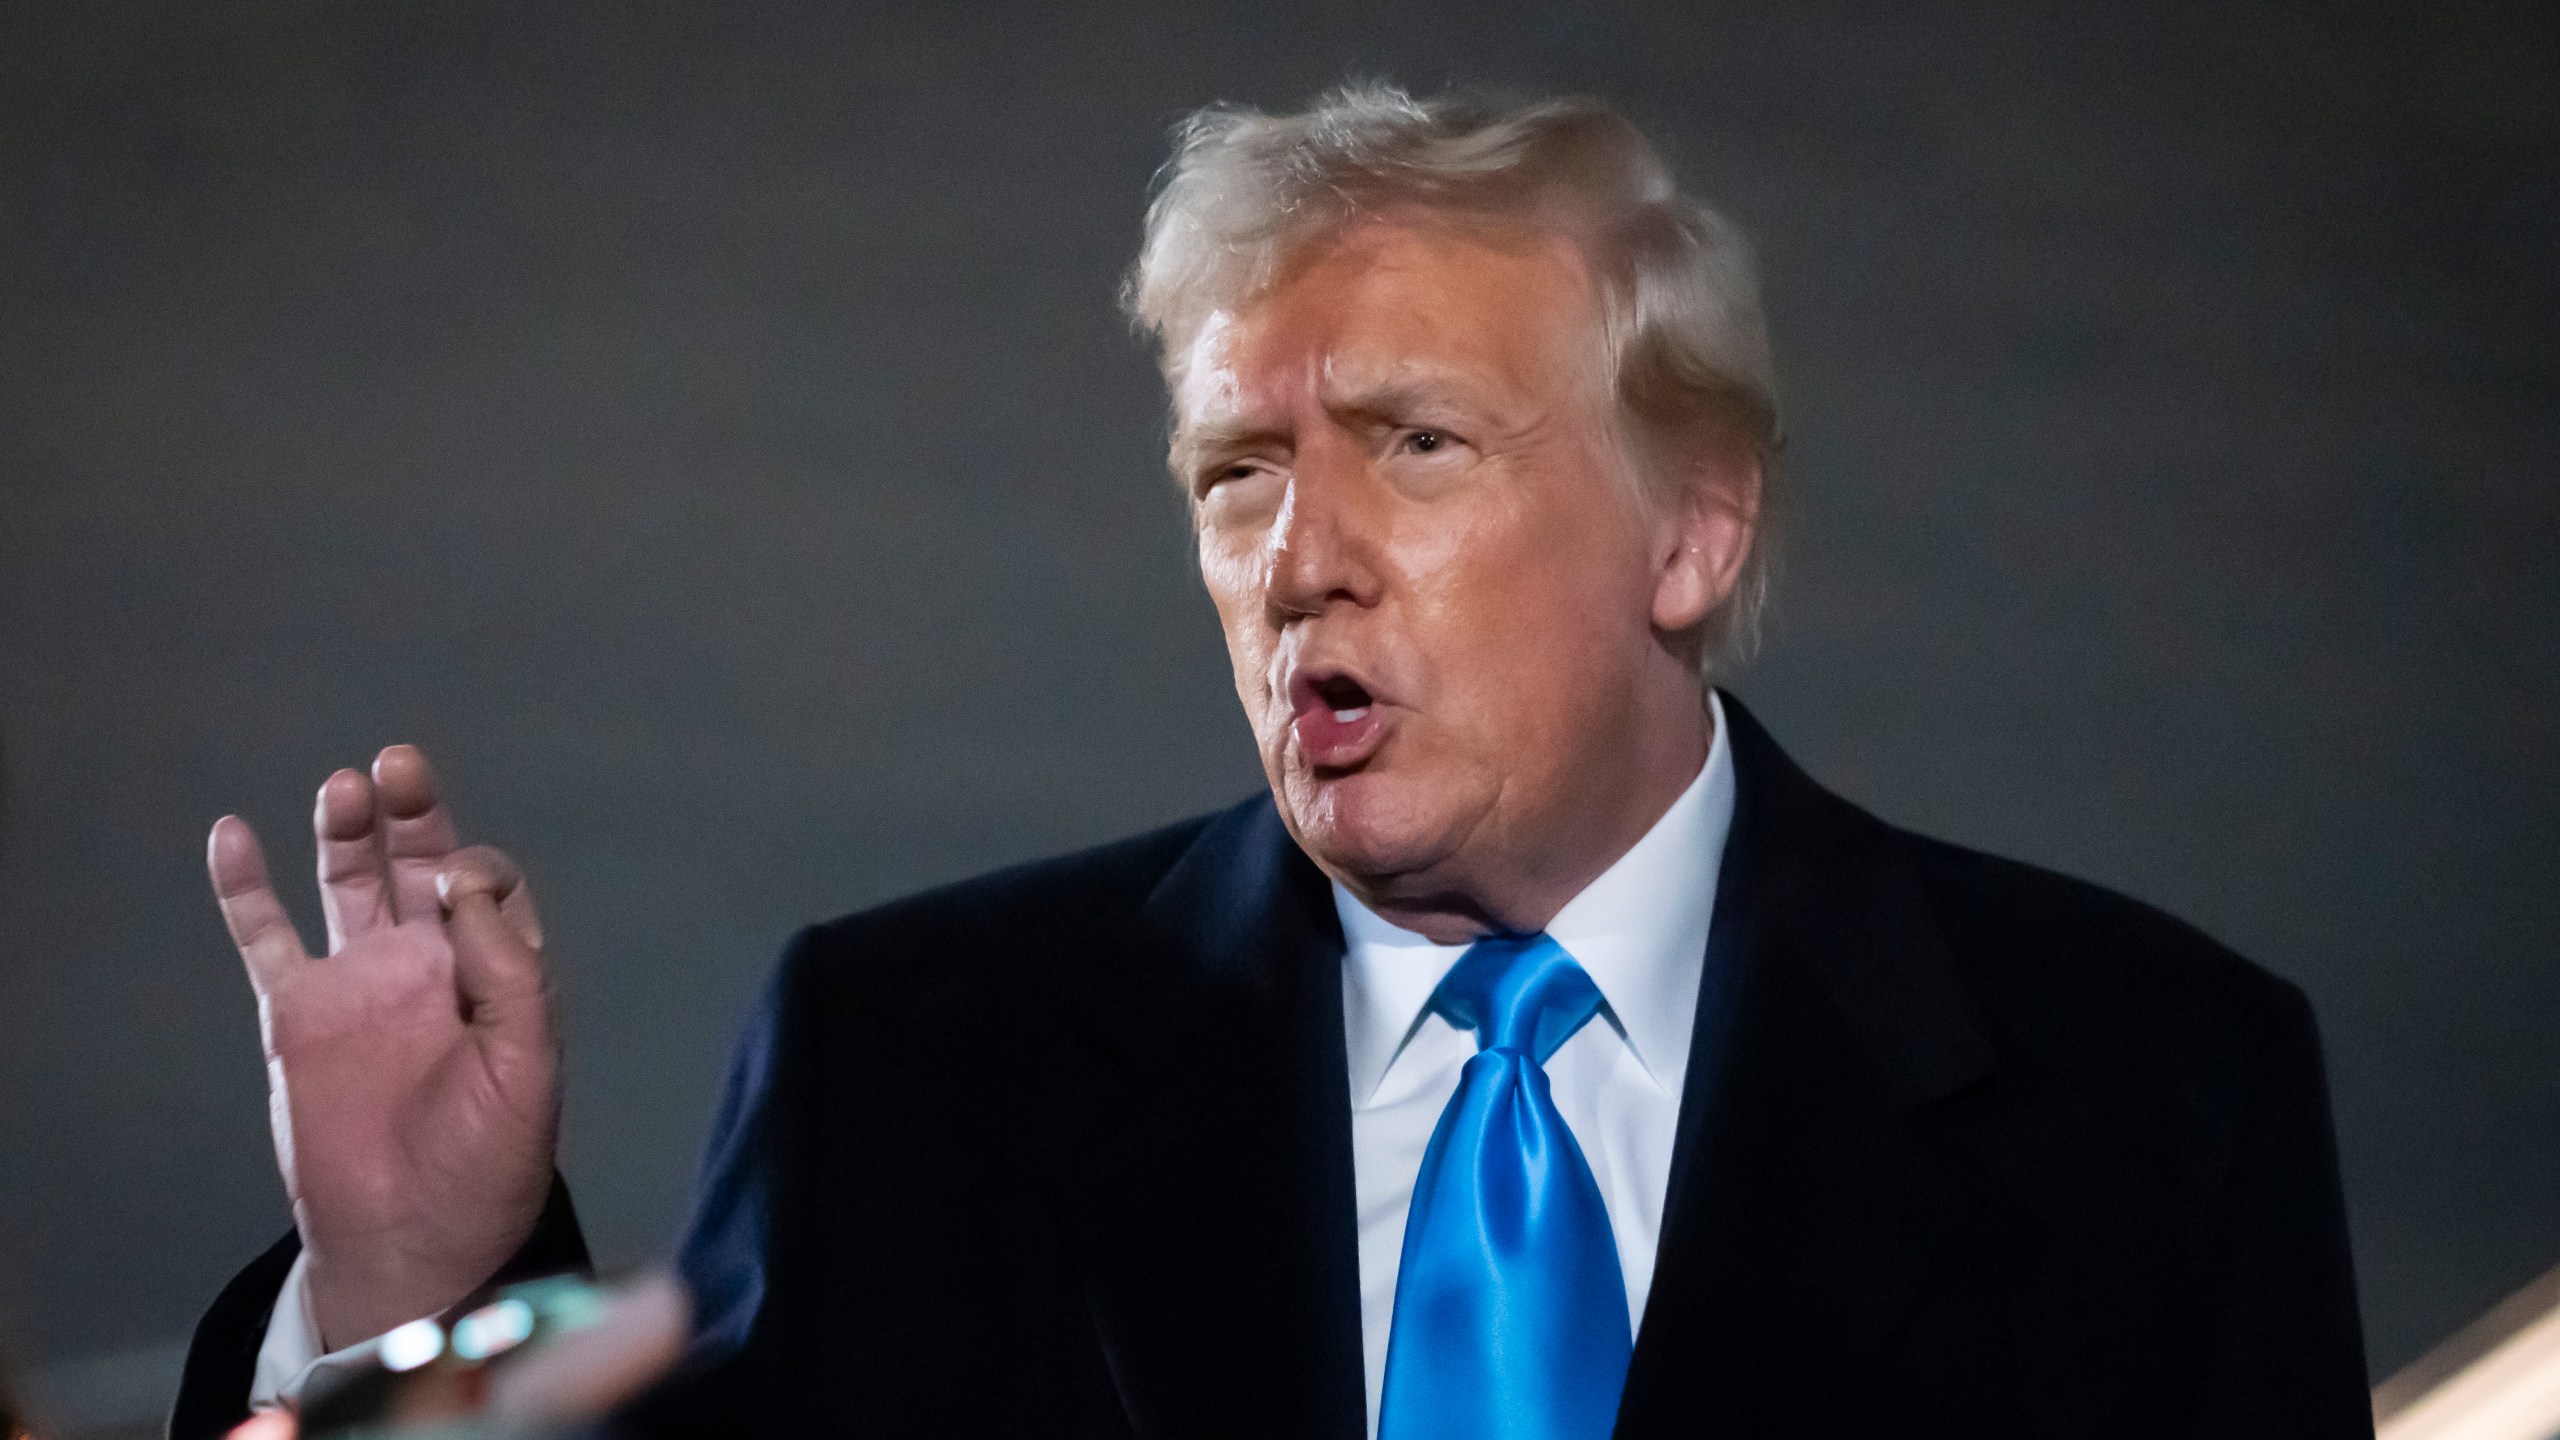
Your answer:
374;744;460;925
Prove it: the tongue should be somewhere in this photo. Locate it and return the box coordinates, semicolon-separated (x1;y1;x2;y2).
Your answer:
1294;700;1383;766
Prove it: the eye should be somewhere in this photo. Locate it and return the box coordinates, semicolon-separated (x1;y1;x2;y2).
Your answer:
1191;457;1288;514
1194;461;1255;495
1405;429;1445;454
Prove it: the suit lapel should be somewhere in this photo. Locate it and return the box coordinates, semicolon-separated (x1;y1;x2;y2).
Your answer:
1618;697;1997;1436
1043;797;1368;1440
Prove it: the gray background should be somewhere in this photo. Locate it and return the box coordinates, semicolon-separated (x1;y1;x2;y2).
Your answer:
2;0;2553;1413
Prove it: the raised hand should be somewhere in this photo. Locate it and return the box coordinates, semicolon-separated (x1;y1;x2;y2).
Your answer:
208;746;560;1351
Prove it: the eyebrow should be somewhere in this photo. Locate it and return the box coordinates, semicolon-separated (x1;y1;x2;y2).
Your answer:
1320;361;1494;422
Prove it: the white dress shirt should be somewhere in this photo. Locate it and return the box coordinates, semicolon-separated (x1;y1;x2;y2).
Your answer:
1338;691;1735;1439
257;693;1738;1422
252;1249;359;1410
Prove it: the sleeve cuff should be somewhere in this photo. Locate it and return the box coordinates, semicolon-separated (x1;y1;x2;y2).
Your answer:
249;1251;387;1412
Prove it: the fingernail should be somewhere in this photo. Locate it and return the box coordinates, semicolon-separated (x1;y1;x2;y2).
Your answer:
435;870;453;901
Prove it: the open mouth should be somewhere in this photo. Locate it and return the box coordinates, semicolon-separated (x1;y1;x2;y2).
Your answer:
1313;673;1372;723
1287;667;1389;769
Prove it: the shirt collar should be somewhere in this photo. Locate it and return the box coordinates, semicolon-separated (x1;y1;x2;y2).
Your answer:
1335;690;1737;1106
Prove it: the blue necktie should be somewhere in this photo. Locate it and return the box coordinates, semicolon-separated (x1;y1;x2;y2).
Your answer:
1377;933;1633;1440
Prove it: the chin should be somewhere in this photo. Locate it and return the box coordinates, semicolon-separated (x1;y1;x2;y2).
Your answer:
1275;761;1472;889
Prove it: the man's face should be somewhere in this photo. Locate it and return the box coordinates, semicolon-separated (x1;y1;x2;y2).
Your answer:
1176;220;1730;927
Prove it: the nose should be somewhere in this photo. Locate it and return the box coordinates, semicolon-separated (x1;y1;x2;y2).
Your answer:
1264;436;1384;624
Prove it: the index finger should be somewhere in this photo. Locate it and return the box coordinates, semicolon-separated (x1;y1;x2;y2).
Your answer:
208;815;311;989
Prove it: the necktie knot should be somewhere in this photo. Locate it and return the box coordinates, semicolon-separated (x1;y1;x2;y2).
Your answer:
1431;933;1604;1065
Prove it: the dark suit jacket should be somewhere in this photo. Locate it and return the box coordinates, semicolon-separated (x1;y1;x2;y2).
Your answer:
174;698;2371;1438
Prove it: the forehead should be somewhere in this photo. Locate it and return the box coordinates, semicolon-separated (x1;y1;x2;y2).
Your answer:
1173;220;1604;429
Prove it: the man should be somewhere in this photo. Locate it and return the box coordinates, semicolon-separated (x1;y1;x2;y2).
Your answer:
173;85;2371;1439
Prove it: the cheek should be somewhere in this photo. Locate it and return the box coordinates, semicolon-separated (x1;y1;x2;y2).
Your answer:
1196;536;1278;699
1195;531;1253;623
1399;496;1643;721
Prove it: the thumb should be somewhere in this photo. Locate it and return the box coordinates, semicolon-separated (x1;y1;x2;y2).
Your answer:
438;849;548;1028
437;844;542;950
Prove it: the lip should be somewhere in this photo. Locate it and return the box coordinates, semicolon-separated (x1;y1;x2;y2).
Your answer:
1284;661;1393;771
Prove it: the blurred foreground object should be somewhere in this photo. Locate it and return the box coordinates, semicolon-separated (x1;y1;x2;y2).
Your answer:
2377;1261;2560;1440
226;1272;686;1440
3;1351;25;1440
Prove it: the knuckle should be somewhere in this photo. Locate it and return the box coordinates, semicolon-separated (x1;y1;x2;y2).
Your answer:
438;847;526;904
464;845;526;884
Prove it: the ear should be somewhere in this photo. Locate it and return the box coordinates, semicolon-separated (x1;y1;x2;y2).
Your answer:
1649;433;1763;635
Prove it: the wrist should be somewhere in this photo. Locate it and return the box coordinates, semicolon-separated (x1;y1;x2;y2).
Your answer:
301;1230;528;1352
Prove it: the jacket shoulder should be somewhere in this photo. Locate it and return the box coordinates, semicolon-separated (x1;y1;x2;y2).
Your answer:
758;802;1237;1030
1720;693;2314;1058
1891;823;2318;1080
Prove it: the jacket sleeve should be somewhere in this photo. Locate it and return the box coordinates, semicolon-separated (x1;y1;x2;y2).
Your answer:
2191;984;2373;1439
609;927;827;1439
166;1177;591;1440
